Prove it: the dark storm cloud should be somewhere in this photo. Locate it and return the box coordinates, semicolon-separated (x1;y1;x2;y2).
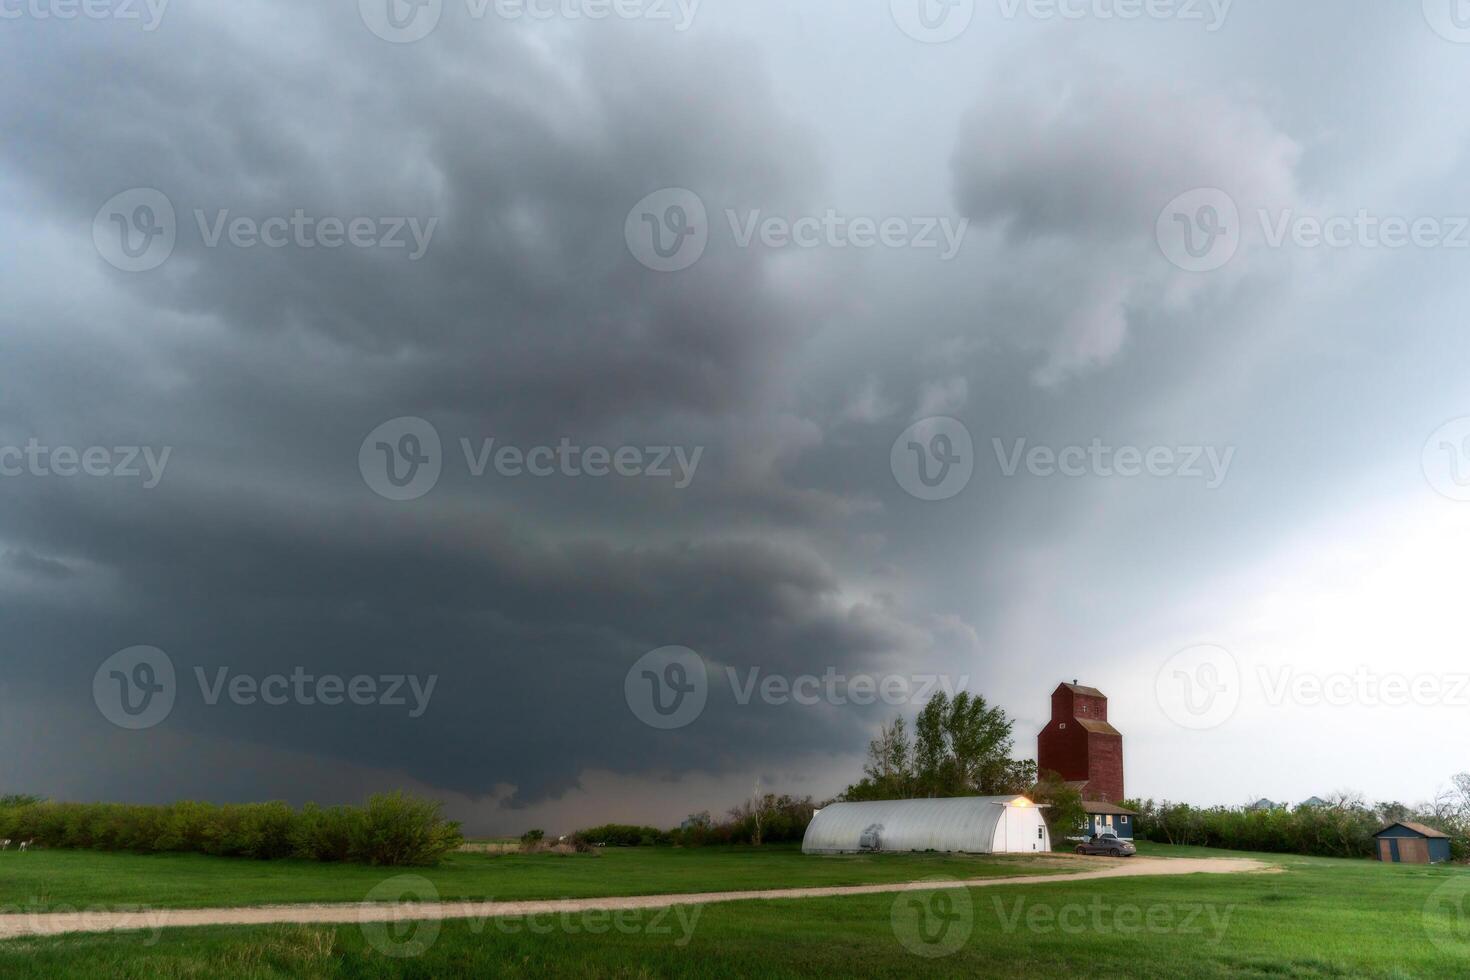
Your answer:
6;0;1470;826
0;3;956;812
1;7;820;429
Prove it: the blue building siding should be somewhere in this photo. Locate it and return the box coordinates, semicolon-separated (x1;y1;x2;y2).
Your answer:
1084;813;1134;840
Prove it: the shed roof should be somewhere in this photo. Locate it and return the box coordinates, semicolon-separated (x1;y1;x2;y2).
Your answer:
1375;821;1450;839
1059;682;1106;698
1081;801;1137;815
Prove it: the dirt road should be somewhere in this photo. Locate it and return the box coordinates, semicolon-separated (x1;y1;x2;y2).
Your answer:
0;856;1272;939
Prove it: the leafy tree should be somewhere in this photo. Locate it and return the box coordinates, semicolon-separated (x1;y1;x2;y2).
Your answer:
1033;771;1085;842
860;717;914;798
842;691;1034;801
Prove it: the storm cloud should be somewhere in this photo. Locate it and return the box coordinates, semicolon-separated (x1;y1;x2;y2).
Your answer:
3;1;1470;831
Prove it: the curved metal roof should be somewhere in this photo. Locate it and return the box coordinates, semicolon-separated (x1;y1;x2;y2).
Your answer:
801;796;1042;853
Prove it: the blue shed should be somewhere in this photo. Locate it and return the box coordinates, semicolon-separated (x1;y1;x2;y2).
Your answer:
1081;802;1137;840
1374;822;1451;864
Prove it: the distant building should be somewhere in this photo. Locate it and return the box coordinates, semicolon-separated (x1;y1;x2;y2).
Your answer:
1374;822;1451;865
1037;681;1124;802
1297;796;1329;809
1246;799;1282;811
801;797;1050;854
1081;801;1138;840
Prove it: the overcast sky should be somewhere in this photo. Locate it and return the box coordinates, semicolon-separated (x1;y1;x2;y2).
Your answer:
3;1;1470;834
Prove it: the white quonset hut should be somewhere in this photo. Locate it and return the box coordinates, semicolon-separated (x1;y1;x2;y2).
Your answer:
801;796;1050;855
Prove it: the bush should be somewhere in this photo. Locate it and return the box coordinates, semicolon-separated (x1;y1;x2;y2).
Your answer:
290;804;364;863
0;794;462;866
568;796;818;849
571;824;670;848
354;793;464;866
1122;798;1448;860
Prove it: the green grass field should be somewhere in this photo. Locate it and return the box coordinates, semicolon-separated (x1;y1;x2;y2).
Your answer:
0;844;1066;909
1;843;1468;978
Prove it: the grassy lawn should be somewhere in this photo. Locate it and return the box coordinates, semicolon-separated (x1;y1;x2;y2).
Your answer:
0;844;1069;910
0;844;1467;977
